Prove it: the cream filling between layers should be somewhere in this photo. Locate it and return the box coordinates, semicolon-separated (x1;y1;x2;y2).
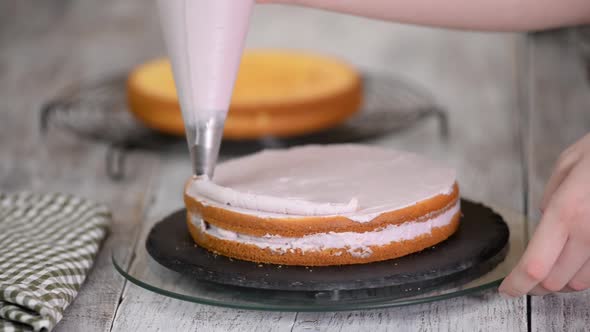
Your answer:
192;200;460;258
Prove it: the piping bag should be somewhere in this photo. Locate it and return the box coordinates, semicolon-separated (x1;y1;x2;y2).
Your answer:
157;0;254;178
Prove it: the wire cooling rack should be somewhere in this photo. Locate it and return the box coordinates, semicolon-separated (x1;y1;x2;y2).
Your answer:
40;73;448;180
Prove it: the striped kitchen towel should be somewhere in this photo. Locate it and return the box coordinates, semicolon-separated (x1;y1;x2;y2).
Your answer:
0;192;110;332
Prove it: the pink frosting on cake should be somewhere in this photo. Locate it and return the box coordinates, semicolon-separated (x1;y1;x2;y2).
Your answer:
186;144;456;223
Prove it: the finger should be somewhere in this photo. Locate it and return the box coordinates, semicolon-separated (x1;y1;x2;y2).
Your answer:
528;284;577;296
528;285;551;296
539;239;590;292
499;206;568;297
559;285;578;293
540;150;580;211
568;259;590;291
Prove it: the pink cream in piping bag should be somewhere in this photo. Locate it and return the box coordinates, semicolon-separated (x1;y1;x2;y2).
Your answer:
156;0;254;178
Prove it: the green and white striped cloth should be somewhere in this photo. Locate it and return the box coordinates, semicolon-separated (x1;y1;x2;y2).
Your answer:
0;192;110;332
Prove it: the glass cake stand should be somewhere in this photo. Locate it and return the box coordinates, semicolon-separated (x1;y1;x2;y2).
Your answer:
112;204;526;311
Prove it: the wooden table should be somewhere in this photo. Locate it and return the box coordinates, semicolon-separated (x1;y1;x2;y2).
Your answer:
1;1;589;331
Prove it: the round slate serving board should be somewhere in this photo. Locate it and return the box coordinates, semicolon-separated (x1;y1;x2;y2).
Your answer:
146;199;509;292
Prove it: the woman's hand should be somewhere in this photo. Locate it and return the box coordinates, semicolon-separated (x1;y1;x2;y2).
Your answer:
499;133;590;297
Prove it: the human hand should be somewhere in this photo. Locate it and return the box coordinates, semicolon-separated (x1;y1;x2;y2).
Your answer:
499;133;590;297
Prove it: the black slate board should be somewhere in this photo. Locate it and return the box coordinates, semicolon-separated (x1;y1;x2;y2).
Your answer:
146;199;509;292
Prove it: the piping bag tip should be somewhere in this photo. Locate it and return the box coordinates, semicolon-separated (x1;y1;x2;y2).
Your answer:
186;118;224;179
190;143;219;179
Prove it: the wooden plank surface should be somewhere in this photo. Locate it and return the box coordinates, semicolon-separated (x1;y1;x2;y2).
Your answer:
525;29;590;332
0;1;162;331
14;1;590;331
46;0;165;330
109;4;527;331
